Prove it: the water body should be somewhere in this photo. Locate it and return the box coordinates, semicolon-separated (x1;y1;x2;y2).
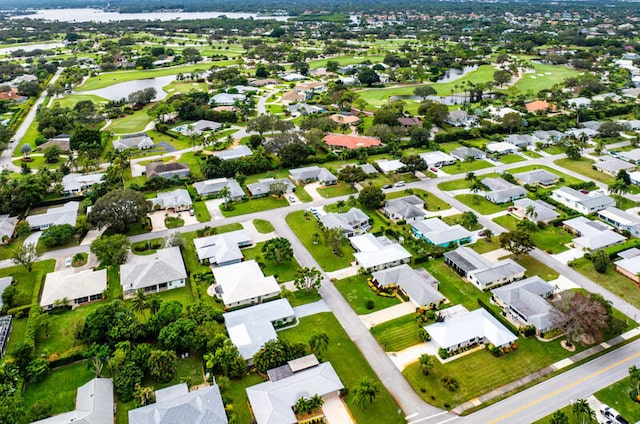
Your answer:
390;93;497;105
77;75;176;101
436;65;479;83
0;42;65;55
11;8;289;22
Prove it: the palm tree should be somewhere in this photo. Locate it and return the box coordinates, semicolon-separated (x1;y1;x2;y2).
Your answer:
312;232;320;245
419;354;436;376
309;332;329;359
459;211;478;230
336;200;345;212
219;186;231;211
148;296;161;315
525;204;538;222
131;289;149;319
465;172;476;183
572;399;595;424
352;377;380;409
470;180;485;204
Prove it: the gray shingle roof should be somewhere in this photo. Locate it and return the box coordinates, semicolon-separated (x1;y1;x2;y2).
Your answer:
246;178;294;197
120;247;187;292
372;265;445;306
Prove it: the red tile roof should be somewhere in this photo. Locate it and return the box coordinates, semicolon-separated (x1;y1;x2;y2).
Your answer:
323;133;381;149
525;100;554;113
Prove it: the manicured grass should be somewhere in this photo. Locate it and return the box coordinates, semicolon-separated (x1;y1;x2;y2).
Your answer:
386;189;451;212
12;155;65;170
455;194;509;215
492;215;572;254
106;108;152;134
24;362;95;416
403;335;580;409
523;150;542;159
225;373;265;424
510;62;581;94
279;313;404;424
498;154;526;164
371;313;421;352
554;158;614;185
532;405;580;424
441;159;493;174
507;164;584;185
286;210;354;272
216;223;244;233
163;81;209;94
518;255;559;281
442;214;482;231
438;178;471;192
192;200;211;222
316;182;358;198
468;238;503;254
77;64;214;91
595;377;640;423
333;275;401;315
220;196;288;217
182;231;215;275
439;142;464;153
0;259;56;309
294;187;314;203
52;93;108;109
543;145;566;155
422;259;487;311
131;237;165;255
571;257;640;309
253;219;274;234
242;242;302;283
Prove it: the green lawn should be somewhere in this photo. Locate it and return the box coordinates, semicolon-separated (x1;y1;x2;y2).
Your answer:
286;289;323;307
279;313;404;424
192;200;211;222
498;154;526;164
571;257;640;309
106;108;152;134
316;182;358;198
0;259;56;309
13;155;66;171
493;215;572;254
294;187;314;203
422;259;487;311
371;313;422;352
286;210;354;272
253;219;274;234
386;189;451;212
333;275;401;315
509;62;582;95
468;238;503;254
77;64;216;91
595;377;640;423
523;150;542;159
438;179;471;192
441;160;494;174
455;194;509;215
533;405;582;424
220;196;288;217
554;158;614;185
518;255;560;281
24;362;95;417
225;373;265;424
543;145;566;155
242;242;302;282
52;93;109;109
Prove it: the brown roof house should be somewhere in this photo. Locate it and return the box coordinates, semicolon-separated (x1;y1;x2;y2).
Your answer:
146;162;191;179
323;133;381;150
329;113;361;126
525;100;556;114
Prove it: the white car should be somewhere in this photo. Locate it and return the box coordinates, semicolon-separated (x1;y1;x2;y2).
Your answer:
394;181;406;187
64;257;72;267
289;195;296;203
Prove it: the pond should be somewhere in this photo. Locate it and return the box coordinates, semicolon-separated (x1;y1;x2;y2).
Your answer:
0;42;65;55
77;75;177;101
436;65;479;83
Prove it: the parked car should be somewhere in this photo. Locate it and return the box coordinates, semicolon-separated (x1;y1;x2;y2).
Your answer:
189;209;195;216
478;230;485;236
430;167;439;173
288;195;296;203
394;181;406;187
579;189;590;194
64;257;72;267
382;184;392;189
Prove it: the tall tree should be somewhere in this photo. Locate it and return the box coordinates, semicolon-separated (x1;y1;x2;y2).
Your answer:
308;332;329;359
358;185;385;209
11;243;40;272
555;292;610;346
419;354;437;376
90;234;130;267
572;399;595;424
261;237;293;265
499;230;534;259
294;267;322;292
87;189;150;233
147;350;178;383
352;377;380;409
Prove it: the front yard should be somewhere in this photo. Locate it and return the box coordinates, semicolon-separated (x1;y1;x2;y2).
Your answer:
554;158;614;185
316;182;358;198
371;313;421;352
242;242;303;282
493;215;572;254
333;275;401;315
455;194;510;215
441;160;494;174
386;188;451;212
571;257;640;309
220;196;288;217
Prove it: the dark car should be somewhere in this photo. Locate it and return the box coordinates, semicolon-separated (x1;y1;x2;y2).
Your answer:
383;184;392;189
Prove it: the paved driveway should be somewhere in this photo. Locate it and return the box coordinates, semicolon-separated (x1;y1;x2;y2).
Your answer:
322;392;355;424
360;302;416;329
292;299;331;318
205;199;225;220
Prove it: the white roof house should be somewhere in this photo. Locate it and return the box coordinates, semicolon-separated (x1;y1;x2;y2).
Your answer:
550;187;615;215
193;229;252;266
150;189;193;211
210;93;246;106
444;246;525;290
629;171;640;186
563;216;626;251
382;195;427;222
504;134;535;147
319;208;370;237
425;305;517;353
120;247;187;298
193;178;245;200
512;198;559;223
112;134;154;150
350;233;412;272
61;173;104;195
246;362;344;424
568;97;592;108
128;383;227;424
482;178;527;204
33;378;114;424
411;218;472;247
419;151;456;168
174;119;222;136
372;265;445;308
594;158;636;177
375;158;405;174
512;169;560;187
224;299;295;361
289;165;337;185
246;178;295;197
615;248;640;283
450;146;486;161
211;260;281;307
598;206;640;237
40;268;107;310
27;201;79;230
486;141;518;155
213;145;253;161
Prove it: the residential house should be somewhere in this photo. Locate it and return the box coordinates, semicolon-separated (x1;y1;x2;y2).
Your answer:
250;78;278;87
598;206;640;237
450;146;486;161
0;215;17;243
193;178;245;200
411;218;472;247
485;106;521;119
224;299;295;362
482;178;527;204
371;264;446;308
444;246;525;290
26;201;78;230
614;248;640;284
0;315;11;358
214;145;253;161
568;97;592;108
32;378;113;424
424;305;517;355
287;103;325;115
398;117;423;128
61;173;105;195
112;133;154;151
444;109;477;127
613;148;640;165
145;162;191;179
128;383;227;424
294;81;326;93
149;189;193;212
281;90;308;104
328;114;361;126
376;158;405;174
40;268;107;310
338;163;378;176
504;134;535;148
593;158;636;177
281;73;307;82
562;216;626;251
233;85;258;94
37;136;71;153
246;361;344;424
193;229;252;266
120;247;187;298
289;165;337;185
492;276;562;334
532;130;565;146
210;93;245;106
486;141;519;155
512;198;559;224
246;178;294;198
210;260;281;308
323;134;381;151
350;233;412;272
525;100;554;114
174;119;221;136
629;171;640;186
512;169;560;187
383;195;427;222
550;187;615;215
581;120;602;132
419;151;456;168
565;128;598;139
319;208;370;237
